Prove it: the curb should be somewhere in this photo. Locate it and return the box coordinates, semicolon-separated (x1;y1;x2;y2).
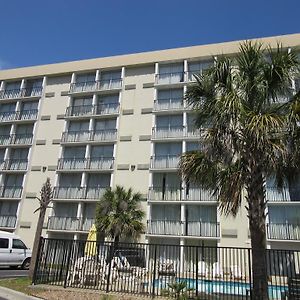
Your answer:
0;286;41;300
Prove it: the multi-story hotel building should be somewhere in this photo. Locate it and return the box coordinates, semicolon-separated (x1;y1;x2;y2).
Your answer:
0;33;299;252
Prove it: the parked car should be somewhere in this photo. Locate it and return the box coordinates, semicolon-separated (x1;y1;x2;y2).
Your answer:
0;230;31;269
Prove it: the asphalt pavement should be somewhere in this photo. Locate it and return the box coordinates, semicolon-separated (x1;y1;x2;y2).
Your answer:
0;267;28;279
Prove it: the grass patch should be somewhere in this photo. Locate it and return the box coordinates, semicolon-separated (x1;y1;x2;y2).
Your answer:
0;277;45;297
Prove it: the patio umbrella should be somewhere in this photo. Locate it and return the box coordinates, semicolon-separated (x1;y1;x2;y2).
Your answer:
84;224;97;257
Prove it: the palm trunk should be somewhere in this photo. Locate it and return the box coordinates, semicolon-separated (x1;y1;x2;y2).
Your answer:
29;207;46;280
247;170;268;300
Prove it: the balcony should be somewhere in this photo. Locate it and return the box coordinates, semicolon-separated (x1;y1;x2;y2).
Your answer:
61;129;117;144
0;87;43;100
0;135;12;146
185;127;204;138
65;103;119;118
1;159;28;171
266;187;300;202
147;220;182;236
155;72;185;85
183;221;220;238
57;157;114;171
148;187;182;201
53;186;107;200
153;98;184;112
0;215;17;228
150;155;180;170
47;216;81;231
69;79;122;94
147;220;220;238
47;216;96;232
267;223;300;240
17;109;38;121
185;188;217;202
11;133;33;145
0;186;23;198
152;126;185;139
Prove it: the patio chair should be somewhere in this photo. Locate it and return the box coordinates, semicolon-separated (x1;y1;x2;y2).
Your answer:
230;265;243;280
212;262;223;279
198;261;209;277
158;259;176;277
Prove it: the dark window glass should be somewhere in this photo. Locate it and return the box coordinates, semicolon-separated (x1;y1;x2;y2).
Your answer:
0;238;9;248
12;239;27;249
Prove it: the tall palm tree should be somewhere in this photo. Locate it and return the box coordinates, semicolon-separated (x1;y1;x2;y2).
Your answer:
179;42;300;299
95;185;145;244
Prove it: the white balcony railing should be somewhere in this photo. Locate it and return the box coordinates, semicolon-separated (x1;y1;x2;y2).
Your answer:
155;72;185;85
65;103;120;118
184;221;220;237
82;218;95;231
150;155;180;170
266;187;299;202
153;98;183;111
69;79;122;93
152;126;185;139
85;187;106;199
147;220;182;236
186;188;217;201
47;216;81;231
53;187;85;199
148;187;182;201
267;223;300;240
0;215;17;228
0;186;23;198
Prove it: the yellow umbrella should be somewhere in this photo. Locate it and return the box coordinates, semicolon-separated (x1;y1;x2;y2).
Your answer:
84;224;97;257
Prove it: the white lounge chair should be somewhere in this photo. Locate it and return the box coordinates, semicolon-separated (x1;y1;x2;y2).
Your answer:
198;261;209;277
230;265;243;280
158;259;175;276
212;262;223;278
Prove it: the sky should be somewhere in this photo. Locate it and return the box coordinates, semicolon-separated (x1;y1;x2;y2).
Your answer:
1;0;300;69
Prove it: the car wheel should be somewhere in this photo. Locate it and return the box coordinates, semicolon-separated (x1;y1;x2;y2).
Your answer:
21;258;31;270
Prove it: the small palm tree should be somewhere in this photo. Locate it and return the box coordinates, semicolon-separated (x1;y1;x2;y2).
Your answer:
95;185;145;244
29;178;53;279
179;42;300;299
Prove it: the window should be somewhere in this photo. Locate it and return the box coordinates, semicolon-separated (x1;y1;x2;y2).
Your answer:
0;238;9;248
12;239;27;249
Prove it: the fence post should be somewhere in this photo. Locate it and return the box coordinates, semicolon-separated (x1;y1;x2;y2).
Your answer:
32;236;44;285
63;240;73;288
106;242;114;293
247;248;252;299
152;245;157;298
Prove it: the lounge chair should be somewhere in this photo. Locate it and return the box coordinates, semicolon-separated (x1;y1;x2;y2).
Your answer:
230;265;243;280
212;262;223;278
198;261;209;277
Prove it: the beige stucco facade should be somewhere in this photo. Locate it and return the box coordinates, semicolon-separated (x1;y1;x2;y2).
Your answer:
0;33;299;250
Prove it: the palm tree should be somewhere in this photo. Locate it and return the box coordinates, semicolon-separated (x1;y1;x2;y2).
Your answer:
29;178;53;280
179;42;300;299
95;185;145;244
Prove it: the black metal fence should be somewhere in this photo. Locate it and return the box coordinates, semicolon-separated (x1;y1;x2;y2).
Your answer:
33;238;300;299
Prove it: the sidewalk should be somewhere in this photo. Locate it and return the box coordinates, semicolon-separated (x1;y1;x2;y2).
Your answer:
0;286;41;300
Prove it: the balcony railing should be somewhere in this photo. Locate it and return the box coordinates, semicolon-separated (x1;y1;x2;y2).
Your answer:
155;72;185;85
1;159;28;171
267;223;300;240
61;129;117;143
0;215;17;228
152;126;185;139
147;220;220;237
147;220;182;236
0;186;23;198
65;103;120;117
0;134;33;146
185;188;217;201
57;157;114;170
11;133;33;145
17;109;38;121
69;79;122;93
148;186;182;201
53;186;85;199
53;186;107;200
186;127;204;138
0;111;17;122
0;87;43;99
153;98;184;111
150;155;180;170
47;216;81;231
266;187;300;202
183;221;220;237
47;216;96;232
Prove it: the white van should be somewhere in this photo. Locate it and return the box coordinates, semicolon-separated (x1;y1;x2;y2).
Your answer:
0;230;32;269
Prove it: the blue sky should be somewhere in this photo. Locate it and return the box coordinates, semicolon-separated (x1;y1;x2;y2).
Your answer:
1;0;299;69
